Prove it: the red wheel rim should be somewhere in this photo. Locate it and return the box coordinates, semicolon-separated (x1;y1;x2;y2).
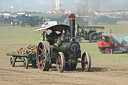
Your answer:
105;48;111;54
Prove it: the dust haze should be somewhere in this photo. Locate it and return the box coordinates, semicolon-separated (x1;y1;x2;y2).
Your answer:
0;0;128;11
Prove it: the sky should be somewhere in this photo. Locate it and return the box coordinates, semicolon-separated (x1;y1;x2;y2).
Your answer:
0;0;128;12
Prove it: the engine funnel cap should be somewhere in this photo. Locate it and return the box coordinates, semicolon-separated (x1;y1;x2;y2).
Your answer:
69;13;76;20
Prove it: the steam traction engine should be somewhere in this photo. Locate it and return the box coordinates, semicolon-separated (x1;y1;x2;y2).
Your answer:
35;14;91;73
76;26;104;42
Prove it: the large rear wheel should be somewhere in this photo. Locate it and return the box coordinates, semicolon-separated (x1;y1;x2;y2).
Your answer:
89;32;98;42
36;42;50;71
56;52;65;73
81;52;91;72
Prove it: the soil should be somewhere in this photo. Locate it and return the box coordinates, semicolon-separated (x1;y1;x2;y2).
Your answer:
0;55;128;85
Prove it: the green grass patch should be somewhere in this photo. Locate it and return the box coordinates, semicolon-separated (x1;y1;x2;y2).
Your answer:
0;24;128;64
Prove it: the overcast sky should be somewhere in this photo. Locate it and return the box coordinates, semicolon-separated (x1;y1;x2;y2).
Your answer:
0;0;128;12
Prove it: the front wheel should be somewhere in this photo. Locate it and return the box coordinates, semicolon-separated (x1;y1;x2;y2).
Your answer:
10;57;15;67
56;52;65;73
23;58;28;69
105;48;111;54
81;52;91;72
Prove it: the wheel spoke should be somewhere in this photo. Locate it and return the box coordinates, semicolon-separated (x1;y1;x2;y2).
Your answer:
39;47;45;53
59;64;62;69
38;54;41;58
105;48;110;54
84;57;88;67
58;59;62;69
37;46;46;69
85;60;88;64
41;52;45;56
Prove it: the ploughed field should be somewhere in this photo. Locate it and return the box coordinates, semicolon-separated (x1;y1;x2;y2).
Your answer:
0;22;128;85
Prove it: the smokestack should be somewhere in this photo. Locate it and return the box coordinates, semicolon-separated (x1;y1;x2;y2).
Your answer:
68;13;76;39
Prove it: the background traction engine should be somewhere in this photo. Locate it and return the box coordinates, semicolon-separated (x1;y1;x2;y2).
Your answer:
35;14;91;73
76;26;104;42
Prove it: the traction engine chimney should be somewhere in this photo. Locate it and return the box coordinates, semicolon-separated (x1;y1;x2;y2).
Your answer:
69;14;76;39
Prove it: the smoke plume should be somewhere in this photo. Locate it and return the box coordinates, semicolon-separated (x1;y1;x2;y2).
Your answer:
0;0;128;12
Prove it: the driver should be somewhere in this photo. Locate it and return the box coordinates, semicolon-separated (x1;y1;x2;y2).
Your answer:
47;30;58;45
49;30;57;37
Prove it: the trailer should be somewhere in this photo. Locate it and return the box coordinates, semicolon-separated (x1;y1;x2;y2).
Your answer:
6;53;36;69
98;34;128;54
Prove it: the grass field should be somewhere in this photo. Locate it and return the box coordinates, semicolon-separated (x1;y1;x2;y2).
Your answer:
0;23;128;85
0;24;128;67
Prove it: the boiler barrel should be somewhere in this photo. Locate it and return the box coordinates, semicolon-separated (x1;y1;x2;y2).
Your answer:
59;42;80;54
